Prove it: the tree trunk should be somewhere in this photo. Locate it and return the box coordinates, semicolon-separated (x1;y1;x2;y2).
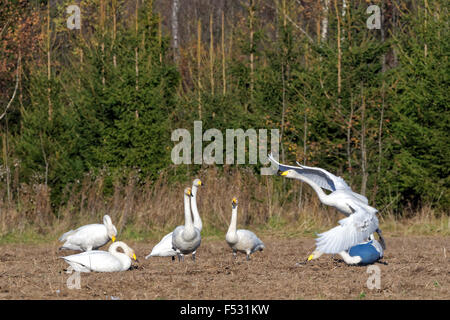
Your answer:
197;19;202;119
172;0;180;63
222;10;226;95
47;1;52;120
209;13;214;96
321;0;329;41
360;84;368;196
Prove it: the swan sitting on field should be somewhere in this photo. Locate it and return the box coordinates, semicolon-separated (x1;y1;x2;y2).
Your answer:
172;187;202;262
226;198;265;261
61;241;137;272
59;215;117;251
145;179;203;260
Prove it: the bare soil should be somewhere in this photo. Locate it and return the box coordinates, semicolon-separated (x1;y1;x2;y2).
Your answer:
0;235;448;300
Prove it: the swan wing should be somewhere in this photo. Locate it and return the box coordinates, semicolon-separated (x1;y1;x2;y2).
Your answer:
60;224;109;250
145;232;177;258
236;229;265;252
314;206;379;254
268;154;344;191
294;161;351;191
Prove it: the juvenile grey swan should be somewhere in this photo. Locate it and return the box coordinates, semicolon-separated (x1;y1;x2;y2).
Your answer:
61;241;137;272
172;187;202;262
145;179;203;260
226;198;265;261
59;214;117;251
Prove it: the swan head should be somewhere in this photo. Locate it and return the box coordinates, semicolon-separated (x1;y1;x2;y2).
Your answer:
193;178;202;187
278;169;297;179
185;187;193;197
232;197;238;209
103;215;118;242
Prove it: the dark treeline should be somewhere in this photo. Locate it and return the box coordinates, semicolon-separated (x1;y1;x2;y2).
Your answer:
0;0;448;218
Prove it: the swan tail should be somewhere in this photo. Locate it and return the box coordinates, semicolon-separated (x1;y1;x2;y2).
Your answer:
59;230;75;242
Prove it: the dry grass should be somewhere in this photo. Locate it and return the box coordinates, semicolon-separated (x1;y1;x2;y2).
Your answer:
0;167;448;242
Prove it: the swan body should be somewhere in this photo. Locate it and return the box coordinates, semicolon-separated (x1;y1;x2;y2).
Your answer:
268;154;385;260
313;204;380;254
59;215;117;251
145;179;203;260
226;198;265;260
61;241;137;272
145;232;176;259
172;187;201;261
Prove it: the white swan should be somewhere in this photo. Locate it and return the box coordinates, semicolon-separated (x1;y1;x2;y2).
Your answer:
268;154;376;216
59;215;117;251
172;187;201;262
226;198;265;260
145;179;203;260
268;154;385;260
61;241;137;272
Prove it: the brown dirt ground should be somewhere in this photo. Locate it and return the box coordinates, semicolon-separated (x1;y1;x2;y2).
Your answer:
0;235;448;300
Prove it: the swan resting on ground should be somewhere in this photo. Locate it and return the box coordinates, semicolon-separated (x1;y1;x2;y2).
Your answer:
172;187;202;262
61;241;137;272
226;198;265;261
268;154;385;262
145;179;203;260
59;215;117;251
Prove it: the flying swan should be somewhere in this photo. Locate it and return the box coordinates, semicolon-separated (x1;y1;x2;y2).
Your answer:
145;179;203;260
226;198;265;261
268;154;385;264
59;214;117;251
61;241;137;272
172;187;202;262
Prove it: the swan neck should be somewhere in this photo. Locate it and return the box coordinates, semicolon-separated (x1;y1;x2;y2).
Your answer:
227;207;238;235
191;187;202;231
184;193;194;231
109;241;127;255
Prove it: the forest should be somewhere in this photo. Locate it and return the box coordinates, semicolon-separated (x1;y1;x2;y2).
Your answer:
0;0;448;236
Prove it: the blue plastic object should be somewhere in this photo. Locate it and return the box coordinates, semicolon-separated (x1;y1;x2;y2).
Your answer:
348;240;382;265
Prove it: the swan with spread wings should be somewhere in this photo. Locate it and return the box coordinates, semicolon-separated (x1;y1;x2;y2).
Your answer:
268;154;385;262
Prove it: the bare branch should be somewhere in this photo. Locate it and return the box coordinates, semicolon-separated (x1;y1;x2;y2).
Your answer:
0;20;11;40
283;11;314;43
0;56;20;121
